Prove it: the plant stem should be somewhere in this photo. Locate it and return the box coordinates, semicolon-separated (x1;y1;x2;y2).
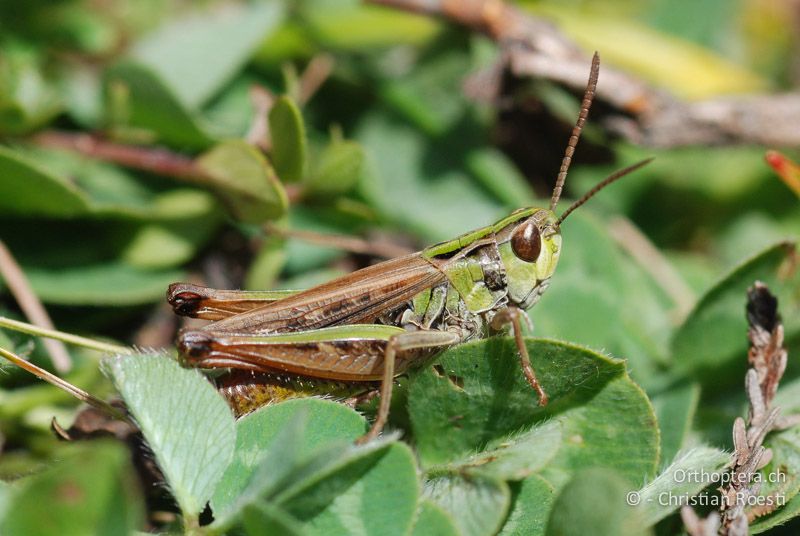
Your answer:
0;316;132;355
264;223;412;259
0;239;73;372
0;346;129;422
31;130;205;181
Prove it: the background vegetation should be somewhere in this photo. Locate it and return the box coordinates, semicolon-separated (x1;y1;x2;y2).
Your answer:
0;0;798;534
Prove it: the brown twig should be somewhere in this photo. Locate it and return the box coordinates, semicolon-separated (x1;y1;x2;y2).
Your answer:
245;84;276;151
745;284;800;434
31;130;206;181
0;346;130;423
247;54;334;151
264;224;413;259
681;508;720;536
0;240;72;373
683;282;799;536
284;183;304;204
0;316;131;355
368;0;800;148
298;54;335;106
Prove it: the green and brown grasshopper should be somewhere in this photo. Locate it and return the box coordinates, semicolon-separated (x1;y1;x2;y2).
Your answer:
167;53;651;442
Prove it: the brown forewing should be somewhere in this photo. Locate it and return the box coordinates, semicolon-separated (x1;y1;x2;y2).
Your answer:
167;283;291;321
199;253;446;334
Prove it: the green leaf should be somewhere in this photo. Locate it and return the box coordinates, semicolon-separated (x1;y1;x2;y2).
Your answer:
535;211;673;391
9;146;222;222
499;475;555;536
147;188;221;221
0;441;143;536
31;146;152;215
0;480;10;523
466;148;535;207
474;420;562;480
104;61;215;150
197;139;289;223
410;500;460;536
305;140;365;196
130;2;285;109
242;503;306;536
245;236;287;290
103;354;235;519
671;241;798;386
247;398;367;457
269;96;307;182
273;440;398;520
751;493;800;534
380;45;471;136
431;420;562;482
61;64;103;128
0;45;62;135
211;398;366;520
203;75;263;139
0;146;89;217
424;473;510;536
212;403;318;529
122;219;220;269
539;376;659;489
24;263;184;306
216;408;417;535
281;206;355;275
545;468;650;536
636;446;730;526
409;338;659;487
301;1;438;50
356;111;502;242
650;383;701;464
295;443;419;536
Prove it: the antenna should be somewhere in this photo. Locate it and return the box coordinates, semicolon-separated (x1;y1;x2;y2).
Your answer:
549;52;600;211
556;157;654;225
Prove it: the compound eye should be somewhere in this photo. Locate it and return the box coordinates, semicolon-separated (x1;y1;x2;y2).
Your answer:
510;221;542;262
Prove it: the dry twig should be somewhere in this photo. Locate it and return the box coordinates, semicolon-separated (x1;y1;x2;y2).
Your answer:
264;223;413;259
368;0;800;148
32;130;204;180
298;53;335;106
0;240;72;373
0;346;129;423
683;282;799;536
681;507;720;536
245;84;275;151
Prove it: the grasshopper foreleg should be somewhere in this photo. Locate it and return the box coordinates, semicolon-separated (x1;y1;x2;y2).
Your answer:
491;307;548;406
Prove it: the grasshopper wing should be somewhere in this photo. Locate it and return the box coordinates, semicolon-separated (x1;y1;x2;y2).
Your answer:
200;253;445;334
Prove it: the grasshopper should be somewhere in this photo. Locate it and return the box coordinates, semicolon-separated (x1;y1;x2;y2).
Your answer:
167;53;651;442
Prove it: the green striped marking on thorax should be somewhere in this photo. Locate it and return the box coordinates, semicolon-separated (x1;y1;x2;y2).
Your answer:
422;207;539;259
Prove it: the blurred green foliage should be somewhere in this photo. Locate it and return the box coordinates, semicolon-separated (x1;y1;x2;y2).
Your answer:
0;0;799;535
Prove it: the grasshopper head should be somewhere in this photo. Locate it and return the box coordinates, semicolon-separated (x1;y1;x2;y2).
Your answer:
496;208;562;310
494;158;652;310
